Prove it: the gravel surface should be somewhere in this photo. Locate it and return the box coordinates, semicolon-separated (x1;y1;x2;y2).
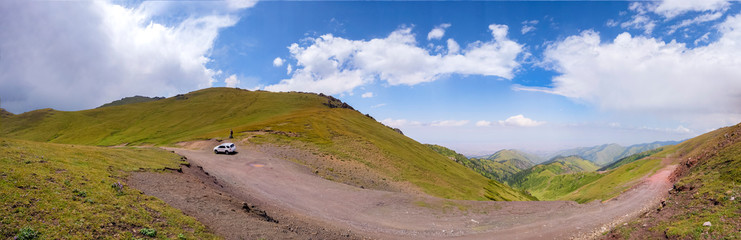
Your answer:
128;142;676;240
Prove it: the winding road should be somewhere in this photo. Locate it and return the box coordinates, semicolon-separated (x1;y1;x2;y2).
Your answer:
145;142;677;240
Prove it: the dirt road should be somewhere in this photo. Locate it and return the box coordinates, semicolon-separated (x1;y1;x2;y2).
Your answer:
131;143;676;239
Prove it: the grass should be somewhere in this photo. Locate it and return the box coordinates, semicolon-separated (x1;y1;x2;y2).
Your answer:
0;138;218;239
426;144;534;183
561;157;662;203
1;87;531;201
653;140;741;238
506;156;602;200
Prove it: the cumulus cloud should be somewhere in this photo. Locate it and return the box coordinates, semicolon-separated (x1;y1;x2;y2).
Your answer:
498;115;545;127
534;13;741;127
265;24;522;95
0;1;248;113
361;92;374;98
427;23;451;40
286;64;293;75
224;74;240;88
226;0;258;10
273;57;285;67
654;0;729;18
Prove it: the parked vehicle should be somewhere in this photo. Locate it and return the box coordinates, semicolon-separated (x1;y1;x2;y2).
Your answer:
213;143;236;154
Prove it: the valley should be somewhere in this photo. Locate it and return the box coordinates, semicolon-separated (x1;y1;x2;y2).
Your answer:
1;88;738;239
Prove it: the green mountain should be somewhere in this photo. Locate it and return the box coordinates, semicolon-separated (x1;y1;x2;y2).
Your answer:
549;141;679;166
507;156;601;200
426;145;535;183
597;147;663;171
98;95;164;108
485;149;538;169
608;123;741;238
0;87;531;201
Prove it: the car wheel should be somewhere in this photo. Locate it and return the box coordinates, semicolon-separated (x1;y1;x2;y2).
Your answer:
214;150;218;154
225;150;230;155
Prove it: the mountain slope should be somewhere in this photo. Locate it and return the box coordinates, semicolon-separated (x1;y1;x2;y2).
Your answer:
0;138;217;239
598;147;663;171
426;145;535;183
98;95;164;108
507;156;600;200
606;123;741;239
0;108;12;118
486;149;537;169
0;87;531;201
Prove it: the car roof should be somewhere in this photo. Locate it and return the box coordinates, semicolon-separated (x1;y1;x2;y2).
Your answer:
219;143;234;146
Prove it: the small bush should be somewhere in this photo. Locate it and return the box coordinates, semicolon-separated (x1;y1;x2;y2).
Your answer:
16;226;40;240
178;233;186;240
139;228;156;237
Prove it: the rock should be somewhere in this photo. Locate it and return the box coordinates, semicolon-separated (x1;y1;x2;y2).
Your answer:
730;196;736;201
703;221;712;227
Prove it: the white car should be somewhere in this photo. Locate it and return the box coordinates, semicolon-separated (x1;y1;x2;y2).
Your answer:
213;143;236;154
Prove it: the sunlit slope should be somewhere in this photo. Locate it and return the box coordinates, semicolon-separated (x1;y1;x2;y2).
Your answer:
507;156;601;200
0;138;217;239
0;88;531;201
608;123;741;238
426;145;534;182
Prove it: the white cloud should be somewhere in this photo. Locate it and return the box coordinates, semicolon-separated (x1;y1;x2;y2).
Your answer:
498;115;545;127
521;20;538;34
224;74;240;88
668;12;724;34
430;120;469;127
654;0;729;19
620;4;657;35
381;118;421;128
265;24;522;95
361;92;374;98
475;120;493;127
536;14;741;128
286;64;293;75
226;0;258;10
273;57;285;67
427;23;451;40
447;39;460;55
0;1;249;113
371;103;386;108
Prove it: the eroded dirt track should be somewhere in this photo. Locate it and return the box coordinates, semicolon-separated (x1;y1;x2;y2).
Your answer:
131;144;676;240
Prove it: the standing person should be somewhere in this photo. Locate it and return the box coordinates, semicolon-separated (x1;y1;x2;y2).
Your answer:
229;129;234;139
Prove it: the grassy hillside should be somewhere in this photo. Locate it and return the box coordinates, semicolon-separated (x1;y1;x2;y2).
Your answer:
598;148;663;171
0;88;531;201
560;157;662;203
427;145;532;182
485;149;537;169
507;156;601;200
425;144;537;200
606;123;741;239
98;96;164;108
0;108;13;118
0;138;217;239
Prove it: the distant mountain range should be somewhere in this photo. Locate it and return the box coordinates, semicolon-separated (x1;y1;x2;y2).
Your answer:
427;146;535;183
546;141;682;166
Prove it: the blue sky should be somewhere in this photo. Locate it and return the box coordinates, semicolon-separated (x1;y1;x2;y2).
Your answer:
2;0;741;154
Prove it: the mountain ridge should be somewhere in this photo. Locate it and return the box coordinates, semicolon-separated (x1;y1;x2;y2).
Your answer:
0;87;531;201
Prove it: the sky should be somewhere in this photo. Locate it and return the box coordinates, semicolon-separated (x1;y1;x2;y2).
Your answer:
2;0;741;155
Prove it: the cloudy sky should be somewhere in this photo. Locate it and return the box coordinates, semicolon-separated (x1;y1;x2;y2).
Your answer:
2;0;741;154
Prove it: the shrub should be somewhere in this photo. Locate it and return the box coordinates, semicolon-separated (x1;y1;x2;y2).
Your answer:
15;226;40;240
139;228;156;237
